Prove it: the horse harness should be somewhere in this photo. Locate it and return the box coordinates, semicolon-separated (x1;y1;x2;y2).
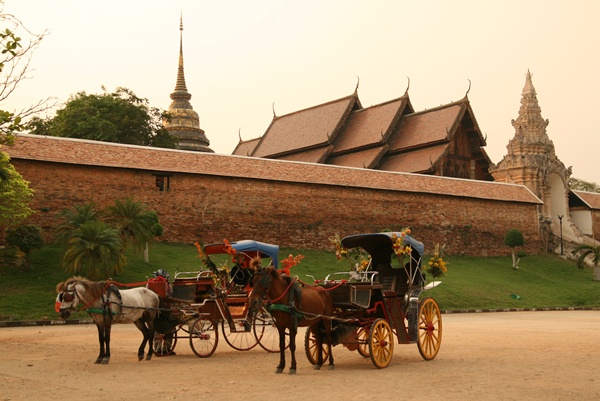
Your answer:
61;282;123;320
251;269;307;323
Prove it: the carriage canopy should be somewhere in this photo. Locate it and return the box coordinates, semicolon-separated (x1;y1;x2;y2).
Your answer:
341;232;424;264
203;240;280;268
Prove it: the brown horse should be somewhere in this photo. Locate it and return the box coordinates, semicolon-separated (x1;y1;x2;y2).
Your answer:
249;266;334;374
56;276;160;364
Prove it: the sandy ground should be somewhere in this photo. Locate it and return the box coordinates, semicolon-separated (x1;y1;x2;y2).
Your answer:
0;311;599;401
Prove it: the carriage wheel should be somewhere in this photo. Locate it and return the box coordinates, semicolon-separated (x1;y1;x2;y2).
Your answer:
189;317;218;358
221;319;259;351
253;307;290;353
368;319;394;369
417;297;442;361
153;330;178;356
356;326;370;358
304;327;330;365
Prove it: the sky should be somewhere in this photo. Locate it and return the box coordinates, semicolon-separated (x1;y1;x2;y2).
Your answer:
4;0;600;183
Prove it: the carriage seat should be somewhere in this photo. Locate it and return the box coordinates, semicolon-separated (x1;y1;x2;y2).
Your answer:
374;263;409;296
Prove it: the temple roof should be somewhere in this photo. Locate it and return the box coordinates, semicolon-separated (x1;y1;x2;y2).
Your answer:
249;93;360;158
571;190;600;210
234;89;490;179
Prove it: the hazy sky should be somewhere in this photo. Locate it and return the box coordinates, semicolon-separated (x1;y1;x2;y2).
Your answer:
4;0;600;183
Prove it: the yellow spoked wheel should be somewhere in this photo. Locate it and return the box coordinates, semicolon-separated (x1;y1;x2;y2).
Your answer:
417;297;442;361
356;326;370;357
368;319;394;369
304;328;330;365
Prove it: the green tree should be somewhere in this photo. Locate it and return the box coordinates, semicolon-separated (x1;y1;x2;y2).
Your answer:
54;202;104;244
5;224;43;270
27;87;178;148
504;229;525;269
5;224;42;254
60;220;125;280
569;177;600;193
0;5;52;236
0;151;33;227
105;197;158;254
572;244;600;281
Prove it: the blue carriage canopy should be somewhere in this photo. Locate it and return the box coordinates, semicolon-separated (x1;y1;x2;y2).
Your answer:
203;240;280;268
341;232;424;264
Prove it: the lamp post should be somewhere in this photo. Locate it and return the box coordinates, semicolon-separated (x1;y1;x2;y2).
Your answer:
558;215;564;255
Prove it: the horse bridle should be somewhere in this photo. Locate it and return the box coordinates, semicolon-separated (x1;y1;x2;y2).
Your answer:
59;288;78;305
250;268;272;299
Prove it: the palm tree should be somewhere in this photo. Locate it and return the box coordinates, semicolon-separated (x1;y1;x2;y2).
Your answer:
55;202;104;244
105;197;158;261
572;244;600;281
61;220;125;280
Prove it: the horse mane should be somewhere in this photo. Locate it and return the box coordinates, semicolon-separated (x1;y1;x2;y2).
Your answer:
57;276;108;300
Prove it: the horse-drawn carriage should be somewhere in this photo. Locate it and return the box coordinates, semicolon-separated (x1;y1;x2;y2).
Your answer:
150;240;283;358
249;231;442;372
312;231;442;368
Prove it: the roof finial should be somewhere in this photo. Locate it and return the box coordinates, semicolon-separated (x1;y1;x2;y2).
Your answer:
355;76;360;93
465;79;471;97
272;102;277;118
404;76;410;94
238;128;242;142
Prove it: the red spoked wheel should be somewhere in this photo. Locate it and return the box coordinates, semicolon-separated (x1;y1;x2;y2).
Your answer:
153;329;177;356
189;317;218;358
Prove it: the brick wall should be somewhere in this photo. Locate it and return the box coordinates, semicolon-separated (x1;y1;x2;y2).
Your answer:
10;157;542;257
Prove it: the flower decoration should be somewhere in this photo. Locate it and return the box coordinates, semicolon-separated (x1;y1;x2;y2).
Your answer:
391;229;413;259
426;243;448;280
329;233;370;271
223;238;245;266
279;254;304;276
329;234;348;260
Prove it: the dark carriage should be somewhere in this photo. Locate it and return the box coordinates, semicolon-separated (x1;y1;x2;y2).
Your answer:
149;240;282;358
306;232;442;369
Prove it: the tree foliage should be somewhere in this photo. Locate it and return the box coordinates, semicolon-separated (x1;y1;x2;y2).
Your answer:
57;198;162;278
60;220;125;280
27;87;178;148
105;197;159;252
0;150;33;227
5;224;42;255
54;202;104;244
569;177;600;193
504;229;525;269
571;244;600;281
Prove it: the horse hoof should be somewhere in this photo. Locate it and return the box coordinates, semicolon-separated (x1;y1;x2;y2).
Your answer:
145;355;152;361
101;358;109;365
275;368;284;374
328;365;335;371
289;369;296;375
313;365;321;371
138;355;144;361
94;359;102;364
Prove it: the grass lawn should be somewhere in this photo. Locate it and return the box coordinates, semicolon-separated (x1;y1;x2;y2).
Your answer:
1;242;599;321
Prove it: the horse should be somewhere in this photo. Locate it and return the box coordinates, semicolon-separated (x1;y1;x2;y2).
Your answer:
56;276;160;364
248;266;334;375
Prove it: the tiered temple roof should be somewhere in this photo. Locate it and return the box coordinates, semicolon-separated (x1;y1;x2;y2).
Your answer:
233;87;492;181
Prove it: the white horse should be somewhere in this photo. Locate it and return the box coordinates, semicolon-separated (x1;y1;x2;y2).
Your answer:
56;276;160;364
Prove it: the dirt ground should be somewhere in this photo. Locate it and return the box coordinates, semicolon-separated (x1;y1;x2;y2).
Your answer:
1;310;599;401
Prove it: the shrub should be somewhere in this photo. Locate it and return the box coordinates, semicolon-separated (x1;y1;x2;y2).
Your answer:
5;225;43;255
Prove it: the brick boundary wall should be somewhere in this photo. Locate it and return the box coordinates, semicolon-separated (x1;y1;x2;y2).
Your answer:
9;161;541;257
